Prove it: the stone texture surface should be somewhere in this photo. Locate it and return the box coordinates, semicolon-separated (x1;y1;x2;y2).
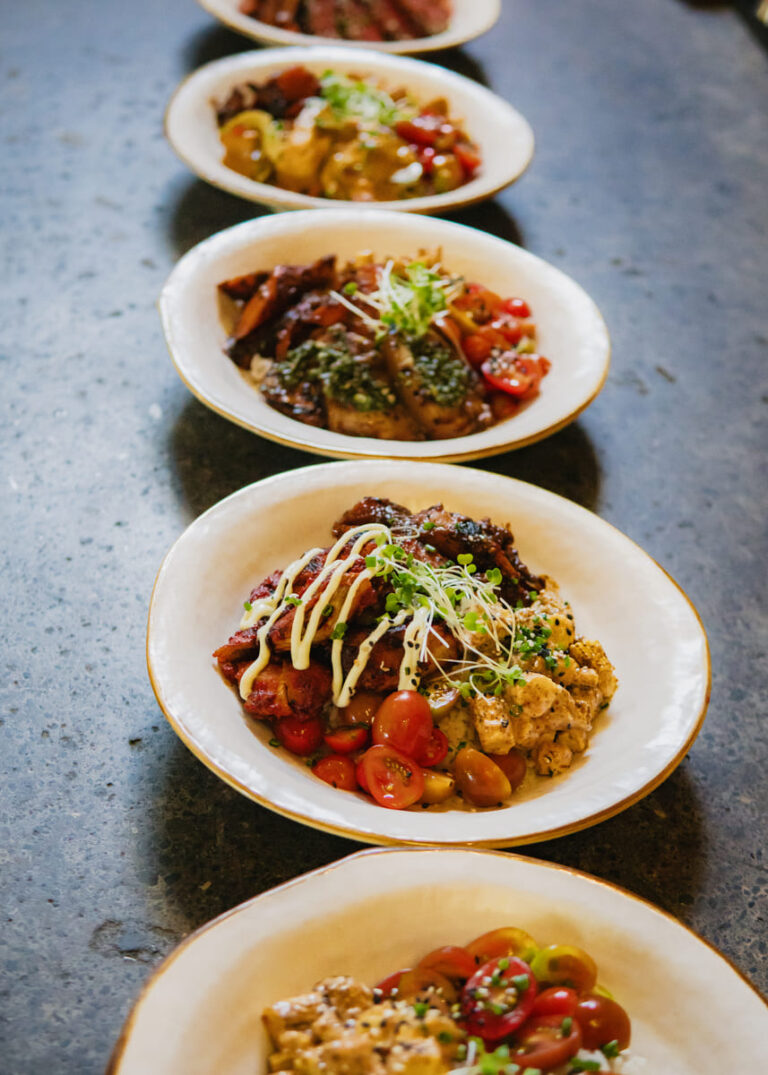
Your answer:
1;0;767;1070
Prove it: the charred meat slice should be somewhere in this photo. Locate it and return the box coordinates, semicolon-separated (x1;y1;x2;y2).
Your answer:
304;0;342;36
392;0;451;36
218;270;270;302
335;0;385;39
229;256;337;343
260;366;326;426
243;659;332;720
332;496;415;538
364;0;420;39
382;332;492;440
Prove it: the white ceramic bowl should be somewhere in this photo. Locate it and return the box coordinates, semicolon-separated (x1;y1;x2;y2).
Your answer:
195;0;501;54
164;47;533;213
159;211;609;462
108;847;768;1074
146;461;709;847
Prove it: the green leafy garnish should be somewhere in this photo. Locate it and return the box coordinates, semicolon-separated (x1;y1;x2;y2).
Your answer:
331;622;348;640
319;70;403;126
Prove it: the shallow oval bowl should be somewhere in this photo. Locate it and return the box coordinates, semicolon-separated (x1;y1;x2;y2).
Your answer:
165;47;533;213
108;847;767;1074
159;210;609;462
195;0;501;54
146;460;710;847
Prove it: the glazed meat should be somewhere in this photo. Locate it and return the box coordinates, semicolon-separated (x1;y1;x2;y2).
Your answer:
240;0;451;40
242;659;332;720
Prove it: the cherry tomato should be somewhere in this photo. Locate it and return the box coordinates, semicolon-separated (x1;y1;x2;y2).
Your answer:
395;114;443;146
531;986;579;1018
416;145;436;175
339;690;383;725
461;956;538;1043
466;927;539;966
482;352;551;400
425;685;459;717
312;754;358;791
372;691;433;759
453;747;512;807
397;967;457;1002
490;315;525;346
462;333;492;367
274;716;324;756
376;968;408;997
418;945;476;982
420;770;456;804
454;141;482;177
361;744;424;810
355;756;370;793
511;1013;582;1070
488;750;527;793
323;725;370;754
453;283;504;319
418;727;449;766
530;945;598;993
504;297;531;318
274;66;320;102
574;994;631;1050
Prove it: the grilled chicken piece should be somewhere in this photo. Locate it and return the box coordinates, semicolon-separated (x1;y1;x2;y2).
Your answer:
332;496;415;538
382;332;491;440
366;0;420;38
304;0;341;35
243;659;332;720
325;397;423;439
268;568;379;651
393;0;451;36
343;622;459;691
335;0;384;38
229;257;337;343
260;366;326;426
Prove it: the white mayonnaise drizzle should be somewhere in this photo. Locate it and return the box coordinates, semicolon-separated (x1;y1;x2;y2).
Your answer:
237;523;412;705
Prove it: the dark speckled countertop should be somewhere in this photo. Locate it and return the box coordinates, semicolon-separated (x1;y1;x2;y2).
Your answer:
1;0;766;1070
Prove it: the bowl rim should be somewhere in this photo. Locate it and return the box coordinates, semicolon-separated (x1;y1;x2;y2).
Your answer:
105;844;766;1074
157;209;611;462
163;45;535;215
194;0;502;56
146;460;711;847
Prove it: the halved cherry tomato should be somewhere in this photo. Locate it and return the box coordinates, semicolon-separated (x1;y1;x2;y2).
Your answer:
355;756;370;793
395;114;443;146
361;744;424;809
274;716;323;756
530;945;598;993
531;986;579;1018
454;141;482;177
482;352;550;400
490;315;525;346
452;283;504;320
466;927;539;966
372;691;433;760
420;770;456;804
461;956;538;1042
511;1013;582;1070
275;65;320;101
323;725;370;754
418;945;476;982
312;754;357;791
504;297;531;318
462;333;492;367
418;727;449;766
453;747;512;807
397;967;457;1002
340;690;383;725
574;993;631;1050
488;750;527;793
376;968;408;997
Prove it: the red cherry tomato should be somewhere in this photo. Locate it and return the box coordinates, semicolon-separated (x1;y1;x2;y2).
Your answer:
462;333;492;367
338;690;383;725
274;716;323;756
482;352;550;400
376;968;408;997
312;754;358;791
511;1013;582;1070
372;691;433;760
461;957;538;1043
490;315;525;346
488;750;527;793
418;945;476;982
355;756;370;793
397;967;457;1002
453;747;512;807
531;986;579;1018
466;927;539;965
574;994;631;1050
323;725;370;754
395;114;443;146
360;744;424;810
454;141;482;177
417;727;449;767
416;145;436;175
504;297;531;318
